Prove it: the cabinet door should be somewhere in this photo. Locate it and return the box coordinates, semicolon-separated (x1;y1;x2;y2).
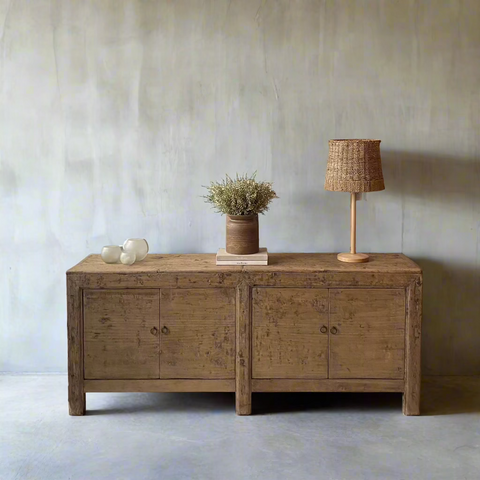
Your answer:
159;289;235;379
329;289;405;379
84;290;160;379
252;288;329;379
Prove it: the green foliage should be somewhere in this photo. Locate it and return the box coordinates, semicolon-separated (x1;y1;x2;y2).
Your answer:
203;173;278;216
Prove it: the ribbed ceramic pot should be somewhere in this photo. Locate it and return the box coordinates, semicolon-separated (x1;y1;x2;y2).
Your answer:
226;214;259;255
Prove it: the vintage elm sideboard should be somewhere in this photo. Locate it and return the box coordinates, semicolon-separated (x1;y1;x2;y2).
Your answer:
67;253;422;416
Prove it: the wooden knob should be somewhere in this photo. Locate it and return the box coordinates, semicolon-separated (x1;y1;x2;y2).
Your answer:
320;325;328;334
150;327;158;336
330;326;338;335
161;326;170;335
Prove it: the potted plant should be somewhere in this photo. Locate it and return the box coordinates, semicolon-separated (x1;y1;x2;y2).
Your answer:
203;173;278;255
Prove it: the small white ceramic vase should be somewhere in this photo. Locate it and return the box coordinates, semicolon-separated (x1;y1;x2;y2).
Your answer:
120;250;136;265
101;245;122;264
122;238;149;262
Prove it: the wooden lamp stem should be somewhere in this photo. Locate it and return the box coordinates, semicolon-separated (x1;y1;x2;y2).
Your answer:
350;192;356;254
337;192;369;263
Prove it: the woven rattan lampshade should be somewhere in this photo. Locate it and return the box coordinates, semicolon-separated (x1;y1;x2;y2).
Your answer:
325;139;385;193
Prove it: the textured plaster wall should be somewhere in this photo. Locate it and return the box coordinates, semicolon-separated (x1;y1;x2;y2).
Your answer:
0;0;479;374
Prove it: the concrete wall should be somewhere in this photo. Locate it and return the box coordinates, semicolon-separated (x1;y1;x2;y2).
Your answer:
1;0;479;374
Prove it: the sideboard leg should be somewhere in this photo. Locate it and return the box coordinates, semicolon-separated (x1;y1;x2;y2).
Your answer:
403;277;422;416
69;391;86;416
236;281;252;415
67;276;85;416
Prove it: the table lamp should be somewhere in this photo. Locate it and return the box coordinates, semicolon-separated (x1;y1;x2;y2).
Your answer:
325;139;385;263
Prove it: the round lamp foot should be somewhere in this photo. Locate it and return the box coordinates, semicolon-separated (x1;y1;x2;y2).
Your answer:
337;252;369;263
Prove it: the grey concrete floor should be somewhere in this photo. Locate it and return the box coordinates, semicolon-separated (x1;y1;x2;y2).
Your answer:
1;376;479;480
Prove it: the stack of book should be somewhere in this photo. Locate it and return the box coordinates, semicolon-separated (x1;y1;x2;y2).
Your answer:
216;248;268;266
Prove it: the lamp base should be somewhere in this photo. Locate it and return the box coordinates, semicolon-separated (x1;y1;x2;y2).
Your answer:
337;252;369;263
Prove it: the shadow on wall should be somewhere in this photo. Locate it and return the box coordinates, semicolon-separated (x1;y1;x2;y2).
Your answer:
382;150;480;375
382;150;479;204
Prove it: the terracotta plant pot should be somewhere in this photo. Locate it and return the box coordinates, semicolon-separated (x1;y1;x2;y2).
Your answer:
226;214;259;255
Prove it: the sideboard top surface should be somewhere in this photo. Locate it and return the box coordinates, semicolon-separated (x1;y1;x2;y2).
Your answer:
67;253;421;275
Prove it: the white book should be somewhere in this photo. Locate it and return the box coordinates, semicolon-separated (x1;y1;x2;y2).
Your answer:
216;248;268;262
216;260;268;266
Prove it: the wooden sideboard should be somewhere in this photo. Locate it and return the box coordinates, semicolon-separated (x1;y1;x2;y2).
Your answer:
67;253;422;416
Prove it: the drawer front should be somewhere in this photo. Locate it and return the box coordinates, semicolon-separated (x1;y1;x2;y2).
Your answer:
159;288;236;379
252;288;329;379
83;289;160;379
329;289;406;379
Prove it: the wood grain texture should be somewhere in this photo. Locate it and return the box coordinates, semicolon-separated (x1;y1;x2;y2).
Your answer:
329;289;406;379
84;379;235;392
242;253;421;273
70;271;417;290
71;272;241;289
159;289;235;379
253;379;404;392
68;254;420;291
84;290;160;379
404;277;422;415
252;288;329;379
68;254;243;273
236;281;251;415
67;276;85;415
244;272;416;289
68;253;421;274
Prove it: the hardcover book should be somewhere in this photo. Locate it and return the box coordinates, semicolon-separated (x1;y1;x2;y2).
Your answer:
216;248;268;266
216;248;268;262
216;260;268;266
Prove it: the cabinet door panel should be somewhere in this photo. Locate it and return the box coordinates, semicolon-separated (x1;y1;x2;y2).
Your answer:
253;288;329;379
329;289;405;379
160;289;235;379
84;290;160;379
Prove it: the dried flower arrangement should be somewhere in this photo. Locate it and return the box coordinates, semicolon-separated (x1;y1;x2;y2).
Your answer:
203;173;278;216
